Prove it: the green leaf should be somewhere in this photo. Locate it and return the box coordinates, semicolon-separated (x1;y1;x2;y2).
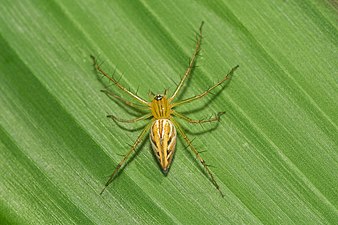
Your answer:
1;1;337;224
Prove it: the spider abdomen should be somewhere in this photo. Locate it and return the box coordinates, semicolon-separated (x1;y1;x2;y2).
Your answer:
150;119;177;174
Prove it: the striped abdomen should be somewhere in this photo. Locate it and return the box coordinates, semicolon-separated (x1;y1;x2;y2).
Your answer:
150;119;177;174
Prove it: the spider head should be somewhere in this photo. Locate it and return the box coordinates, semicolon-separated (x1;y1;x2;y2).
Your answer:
150;89;168;101
154;94;163;101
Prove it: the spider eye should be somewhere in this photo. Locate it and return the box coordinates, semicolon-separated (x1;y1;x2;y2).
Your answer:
154;95;163;101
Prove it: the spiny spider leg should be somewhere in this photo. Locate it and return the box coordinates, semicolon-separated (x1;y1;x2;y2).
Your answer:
172;65;239;107
91;55;149;105
100;122;152;195
169;21;204;101
101;90;149;111
171;118;224;197
173;111;225;124
107;113;152;123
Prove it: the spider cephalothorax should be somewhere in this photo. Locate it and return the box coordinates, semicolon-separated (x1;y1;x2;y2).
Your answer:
150;95;172;119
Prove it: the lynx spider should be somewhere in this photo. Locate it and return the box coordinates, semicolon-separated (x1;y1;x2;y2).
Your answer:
91;21;239;197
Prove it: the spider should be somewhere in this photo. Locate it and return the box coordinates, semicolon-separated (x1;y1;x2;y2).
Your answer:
91;21;239;197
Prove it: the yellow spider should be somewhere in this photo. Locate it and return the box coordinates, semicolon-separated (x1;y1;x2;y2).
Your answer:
91;22;239;197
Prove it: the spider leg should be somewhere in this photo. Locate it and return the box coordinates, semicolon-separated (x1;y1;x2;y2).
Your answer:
101;90;149;111
169;21;204;101
171;118;224;197
91;55;149;105
100;122;152;195
172;65;239;107
107;113;152;123
173;111;224;124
